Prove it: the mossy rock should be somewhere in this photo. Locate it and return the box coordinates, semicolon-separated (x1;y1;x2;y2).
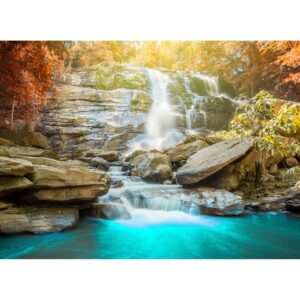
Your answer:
94;64;149;90
130;92;152;112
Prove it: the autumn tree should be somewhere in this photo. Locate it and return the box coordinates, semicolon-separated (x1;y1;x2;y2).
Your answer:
0;41;61;129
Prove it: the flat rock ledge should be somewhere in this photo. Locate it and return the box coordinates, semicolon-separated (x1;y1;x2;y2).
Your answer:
0;205;79;234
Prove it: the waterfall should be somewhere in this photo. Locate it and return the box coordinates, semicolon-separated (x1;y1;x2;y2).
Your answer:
182;72;219;133
128;68;184;152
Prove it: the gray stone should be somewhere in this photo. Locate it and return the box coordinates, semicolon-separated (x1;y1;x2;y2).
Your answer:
176;137;253;185
131;152;172;183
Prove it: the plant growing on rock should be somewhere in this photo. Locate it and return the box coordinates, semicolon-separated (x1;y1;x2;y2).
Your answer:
209;91;300;157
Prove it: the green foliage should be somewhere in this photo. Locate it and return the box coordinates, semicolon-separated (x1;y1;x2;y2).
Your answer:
209;91;300;157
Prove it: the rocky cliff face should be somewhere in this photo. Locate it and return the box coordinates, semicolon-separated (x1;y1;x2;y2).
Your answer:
39;64;238;157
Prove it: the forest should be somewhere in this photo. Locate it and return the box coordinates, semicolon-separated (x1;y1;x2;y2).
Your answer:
0;41;299;128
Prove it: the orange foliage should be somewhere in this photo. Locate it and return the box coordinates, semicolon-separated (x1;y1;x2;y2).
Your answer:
0;41;62;128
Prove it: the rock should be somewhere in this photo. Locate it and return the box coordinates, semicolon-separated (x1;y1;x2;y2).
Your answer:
286;198;300;212
285;157;299;168
31;185;109;202
196;187;244;216
0;145;58;159
102;132;138;151
203;165;240;191
176;137;253;185
0;138;15;146
0;129;49;149
0;205;79;234
131;152;172;183
86;202;131;220
28;163;108;189
19;132;50;149
165;140;208;164
163;180;172;185
125;149;147;161
90;157;109;171
111;180;124;188
0;156;33;176
252;196;286;211
130;91;152;112
0;177;33;194
81;149;119;162
0;201;13;210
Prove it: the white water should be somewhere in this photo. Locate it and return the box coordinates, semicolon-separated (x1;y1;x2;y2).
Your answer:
128;68;184;152
181;72;219;134
100;166;218;226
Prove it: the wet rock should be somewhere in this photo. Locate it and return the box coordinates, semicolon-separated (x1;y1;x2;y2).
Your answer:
81;149;119;162
102;132;138;151
249;196;286;211
285;157;299;168
165;140;208;164
285;184;300;213
125;149;147;161
0;205;79;234
110;180;124;188
0;156;33;176
163;180;172;185
131;152;172;183
90;157;109;171
176;137;253;185
86;202;131;220
196;187;244;216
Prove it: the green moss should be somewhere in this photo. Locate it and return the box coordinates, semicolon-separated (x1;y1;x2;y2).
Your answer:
94;64;149;90
130;92;152;112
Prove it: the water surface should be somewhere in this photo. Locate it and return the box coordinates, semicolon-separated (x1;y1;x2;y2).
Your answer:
1;210;300;259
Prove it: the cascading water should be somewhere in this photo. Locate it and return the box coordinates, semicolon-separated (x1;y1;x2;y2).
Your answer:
181;72;220;134
128;68;184;152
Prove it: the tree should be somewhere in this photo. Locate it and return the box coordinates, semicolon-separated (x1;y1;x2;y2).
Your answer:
0;41;61;129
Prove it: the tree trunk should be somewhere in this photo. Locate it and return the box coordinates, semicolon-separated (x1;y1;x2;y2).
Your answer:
10;101;16;130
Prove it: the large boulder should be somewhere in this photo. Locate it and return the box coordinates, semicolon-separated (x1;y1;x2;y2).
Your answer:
131;152;172;183
165;140;208;164
0;205;79;234
0;156;33;176
176;137;253;185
